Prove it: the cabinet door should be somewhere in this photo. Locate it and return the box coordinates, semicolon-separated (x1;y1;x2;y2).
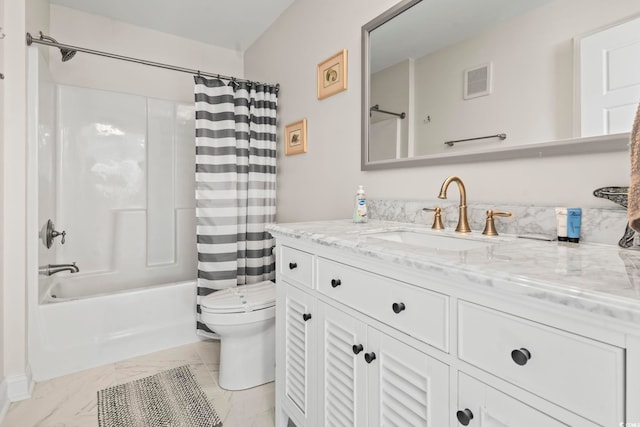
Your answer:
457;373;570;427
279;283;316;426
367;329;449;426
319;303;368;427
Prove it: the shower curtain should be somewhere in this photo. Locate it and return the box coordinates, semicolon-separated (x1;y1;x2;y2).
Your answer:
194;76;278;336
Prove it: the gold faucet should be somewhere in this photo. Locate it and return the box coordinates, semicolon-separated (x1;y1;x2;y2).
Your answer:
438;176;471;233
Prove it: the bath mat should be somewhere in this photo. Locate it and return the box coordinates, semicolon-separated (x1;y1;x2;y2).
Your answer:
97;365;222;427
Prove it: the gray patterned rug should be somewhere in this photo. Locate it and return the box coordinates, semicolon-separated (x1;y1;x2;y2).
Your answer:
97;365;222;427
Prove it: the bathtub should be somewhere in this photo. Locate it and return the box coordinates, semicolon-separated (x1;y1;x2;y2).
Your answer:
30;279;201;381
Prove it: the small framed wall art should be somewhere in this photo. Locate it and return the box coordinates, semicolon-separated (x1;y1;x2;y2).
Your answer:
284;119;307;156
317;49;348;100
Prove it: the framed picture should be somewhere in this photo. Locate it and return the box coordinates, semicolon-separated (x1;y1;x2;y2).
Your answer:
317;49;348;100
285;119;307;156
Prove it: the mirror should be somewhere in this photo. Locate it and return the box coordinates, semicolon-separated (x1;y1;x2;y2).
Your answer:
362;0;639;170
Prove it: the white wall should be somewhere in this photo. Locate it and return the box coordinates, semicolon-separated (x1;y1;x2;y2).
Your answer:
48;5;244;103
245;0;635;224
2;0;49;407
0;0;6;416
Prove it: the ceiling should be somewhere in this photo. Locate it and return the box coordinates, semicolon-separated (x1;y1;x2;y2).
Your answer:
49;0;296;52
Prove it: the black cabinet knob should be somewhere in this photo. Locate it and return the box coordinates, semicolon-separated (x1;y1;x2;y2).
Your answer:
392;302;406;313
364;352;376;363
302;313;312;322
511;348;532;366
331;279;342;288
456;409;474;425
288;262;297;270
352;344;363;355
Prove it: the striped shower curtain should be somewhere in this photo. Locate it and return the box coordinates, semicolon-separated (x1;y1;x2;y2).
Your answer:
194;76;278;336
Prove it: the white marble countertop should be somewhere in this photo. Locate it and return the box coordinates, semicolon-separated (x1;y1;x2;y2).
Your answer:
267;219;640;326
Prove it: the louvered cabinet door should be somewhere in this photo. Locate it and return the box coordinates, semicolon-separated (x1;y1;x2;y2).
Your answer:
282;284;316;426
319;304;368;427
367;329;449;426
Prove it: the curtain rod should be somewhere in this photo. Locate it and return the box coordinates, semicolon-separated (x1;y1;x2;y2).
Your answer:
25;32;279;91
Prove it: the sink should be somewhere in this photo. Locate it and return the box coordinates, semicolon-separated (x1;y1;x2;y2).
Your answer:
364;230;495;251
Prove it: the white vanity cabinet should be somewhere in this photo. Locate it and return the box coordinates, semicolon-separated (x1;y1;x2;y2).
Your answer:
271;226;639;427
317;303;449;426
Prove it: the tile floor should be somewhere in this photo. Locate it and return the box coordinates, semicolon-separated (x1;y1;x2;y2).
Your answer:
1;340;275;427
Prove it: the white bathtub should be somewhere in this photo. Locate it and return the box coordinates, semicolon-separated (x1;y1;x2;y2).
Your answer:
30;279;200;381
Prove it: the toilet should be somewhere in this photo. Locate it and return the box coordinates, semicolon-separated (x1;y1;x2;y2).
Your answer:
200;280;276;391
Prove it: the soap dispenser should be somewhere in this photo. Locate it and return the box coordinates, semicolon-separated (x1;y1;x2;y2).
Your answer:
353;185;368;223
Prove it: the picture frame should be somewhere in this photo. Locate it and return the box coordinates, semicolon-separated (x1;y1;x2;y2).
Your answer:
284;119;307;156
317;49;348;100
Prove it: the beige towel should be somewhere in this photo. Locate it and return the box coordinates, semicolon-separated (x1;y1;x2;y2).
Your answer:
629;102;640;232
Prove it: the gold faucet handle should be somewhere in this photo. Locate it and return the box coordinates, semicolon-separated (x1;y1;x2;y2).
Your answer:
423;207;445;230
482;210;512;236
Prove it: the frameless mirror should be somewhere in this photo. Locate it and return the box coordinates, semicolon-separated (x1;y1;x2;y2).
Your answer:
362;0;639;170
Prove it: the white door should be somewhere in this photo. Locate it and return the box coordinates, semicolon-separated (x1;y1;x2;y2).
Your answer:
457;373;570;427
367;328;449;426
579;15;640;136
281;284;316;426
319;304;368;427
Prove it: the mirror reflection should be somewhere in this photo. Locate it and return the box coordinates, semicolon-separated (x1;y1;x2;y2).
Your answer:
365;0;640;165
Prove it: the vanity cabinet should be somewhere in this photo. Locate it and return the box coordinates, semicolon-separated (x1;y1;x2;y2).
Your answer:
273;235;634;427
317;303;449;426
457;373;569;427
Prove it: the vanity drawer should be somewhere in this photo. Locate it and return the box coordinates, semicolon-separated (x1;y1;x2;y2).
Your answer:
279;245;314;288
317;257;449;352
458;301;624;426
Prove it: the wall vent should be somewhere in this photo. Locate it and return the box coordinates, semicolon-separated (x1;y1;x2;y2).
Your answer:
464;62;492;99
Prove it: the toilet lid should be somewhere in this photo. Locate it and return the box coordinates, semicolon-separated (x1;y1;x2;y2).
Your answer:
201;281;275;314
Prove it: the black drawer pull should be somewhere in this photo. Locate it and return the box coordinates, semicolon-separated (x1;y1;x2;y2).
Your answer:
392;302;406;313
302;313;312;322
511;348;532;366
456;409;474;425
331;279;342;288
352;344;363;355
288;262;297;270
364;352;376;363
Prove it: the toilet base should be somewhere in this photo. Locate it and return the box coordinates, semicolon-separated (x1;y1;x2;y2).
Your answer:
217;318;276;391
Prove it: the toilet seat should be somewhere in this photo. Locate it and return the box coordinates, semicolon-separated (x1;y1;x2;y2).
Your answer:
201;281;275;314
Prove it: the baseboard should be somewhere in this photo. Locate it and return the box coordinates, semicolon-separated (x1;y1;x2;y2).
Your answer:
0;377;9;425
6;366;34;402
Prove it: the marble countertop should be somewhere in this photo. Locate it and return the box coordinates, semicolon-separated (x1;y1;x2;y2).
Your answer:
267;219;640;325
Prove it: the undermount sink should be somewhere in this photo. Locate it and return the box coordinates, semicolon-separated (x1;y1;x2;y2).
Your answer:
364;229;496;251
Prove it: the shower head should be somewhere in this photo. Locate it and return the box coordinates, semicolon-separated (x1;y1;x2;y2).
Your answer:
38;32;77;62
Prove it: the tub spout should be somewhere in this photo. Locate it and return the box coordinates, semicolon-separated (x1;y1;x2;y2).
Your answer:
40;262;79;276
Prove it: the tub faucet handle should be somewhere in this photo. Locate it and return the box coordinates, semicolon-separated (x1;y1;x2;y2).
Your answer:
52;229;66;244
482;210;512;236
423;207;444;230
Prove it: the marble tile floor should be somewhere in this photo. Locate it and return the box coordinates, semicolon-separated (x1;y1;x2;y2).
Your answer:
1;340;275;427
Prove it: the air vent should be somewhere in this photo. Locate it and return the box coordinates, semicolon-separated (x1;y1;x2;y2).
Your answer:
464;62;492;99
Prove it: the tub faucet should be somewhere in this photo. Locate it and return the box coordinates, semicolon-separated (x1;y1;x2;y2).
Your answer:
40;262;79;276
438;176;471;233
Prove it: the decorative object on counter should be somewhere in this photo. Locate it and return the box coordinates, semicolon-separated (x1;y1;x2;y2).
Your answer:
567;208;582;243
592;186;639;249
284;118;307;155
482;210;512;236
317;49;347;99
423;207;444;230
629;102;640;232
555;208;568;241
353;185;368;223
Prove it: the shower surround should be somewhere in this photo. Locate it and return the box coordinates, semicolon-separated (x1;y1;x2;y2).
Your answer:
28;50;199;380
